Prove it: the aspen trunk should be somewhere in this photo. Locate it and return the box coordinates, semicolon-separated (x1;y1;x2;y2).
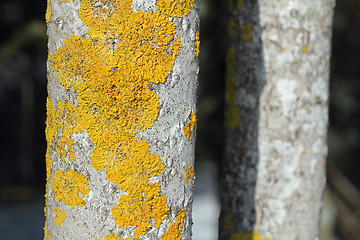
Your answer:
220;0;335;239
44;0;199;239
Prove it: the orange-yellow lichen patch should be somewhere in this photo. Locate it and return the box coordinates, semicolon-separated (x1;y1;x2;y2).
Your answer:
225;48;236;106
51;170;90;208
300;151;306;156
45;98;57;147
227;17;237;40
46;99;84;146
230;231;271;240
228;0;243;11
225;47;240;130
98;233;132;240
80;0;132;40
156;0;194;17
44;221;52;240
237;0;244;9
56;136;76;162
45;151;52;182
53;206;66;226
302;45;308;52
224;213;233;230
184;112;197;140
162;209;186;240
92;137;164;189
240;24;253;42
45;0;52;23
45;99;84;163
185;165;194;183
171;37;182;56
112;180;169;238
48;36;105;91
225;106;241;129
194;30;200;57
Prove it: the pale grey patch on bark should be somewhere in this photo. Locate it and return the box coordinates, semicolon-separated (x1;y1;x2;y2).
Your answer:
132;0;157;12
47;0;88;54
47;69;78;106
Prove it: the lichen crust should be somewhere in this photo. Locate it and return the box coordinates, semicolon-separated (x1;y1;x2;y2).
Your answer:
184;112;197;140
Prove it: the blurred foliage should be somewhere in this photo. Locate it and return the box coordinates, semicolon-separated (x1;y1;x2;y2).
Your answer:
328;0;360;188
197;0;226;167
0;0;47;185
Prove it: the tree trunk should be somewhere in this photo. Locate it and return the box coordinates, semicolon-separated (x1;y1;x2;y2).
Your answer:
220;0;335;239
44;0;199;239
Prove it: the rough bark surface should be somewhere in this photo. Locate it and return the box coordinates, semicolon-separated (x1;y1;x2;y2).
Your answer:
44;0;199;239
220;0;335;239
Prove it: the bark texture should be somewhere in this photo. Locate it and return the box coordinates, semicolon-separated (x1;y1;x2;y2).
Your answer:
44;0;199;239
220;0;335;239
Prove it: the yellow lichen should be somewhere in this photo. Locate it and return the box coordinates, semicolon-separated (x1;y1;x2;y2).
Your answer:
302;45;308;52
45;151;52;182
225;48;241;129
45;0;52;23
194;30;200;57
225;48;236;106
185;165;194;183
228;0;236;12
184;112;197;140
225;106;241;129
224;213;233;230
237;0;244;9
240;24;253;42
162;209;186;240
45;99;83;163
230;231;271;240
51;170;90;208
44;221;52;240
53;207;66;226
47;0;192;238
227;17;237;40
98;233;132;240
156;0;194;17
56;136;76;162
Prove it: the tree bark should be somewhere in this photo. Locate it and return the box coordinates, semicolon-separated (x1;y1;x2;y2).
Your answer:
44;0;199;239
220;0;335;239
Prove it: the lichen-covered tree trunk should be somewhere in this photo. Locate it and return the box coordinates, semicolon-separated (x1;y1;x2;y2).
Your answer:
220;0;335;239
44;0;199;239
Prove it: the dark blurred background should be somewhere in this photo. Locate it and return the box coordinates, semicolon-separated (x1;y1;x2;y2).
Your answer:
0;0;359;239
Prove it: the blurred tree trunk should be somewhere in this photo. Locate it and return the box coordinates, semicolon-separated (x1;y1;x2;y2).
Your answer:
220;0;335;239
44;0;199;239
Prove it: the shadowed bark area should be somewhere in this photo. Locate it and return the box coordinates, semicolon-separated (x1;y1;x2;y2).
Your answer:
219;0;265;239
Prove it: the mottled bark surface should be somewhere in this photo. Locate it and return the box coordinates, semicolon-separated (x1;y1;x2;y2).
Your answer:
44;0;199;239
220;0;335;239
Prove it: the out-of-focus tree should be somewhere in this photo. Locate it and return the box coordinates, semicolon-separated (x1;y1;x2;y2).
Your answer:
220;0;335;239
